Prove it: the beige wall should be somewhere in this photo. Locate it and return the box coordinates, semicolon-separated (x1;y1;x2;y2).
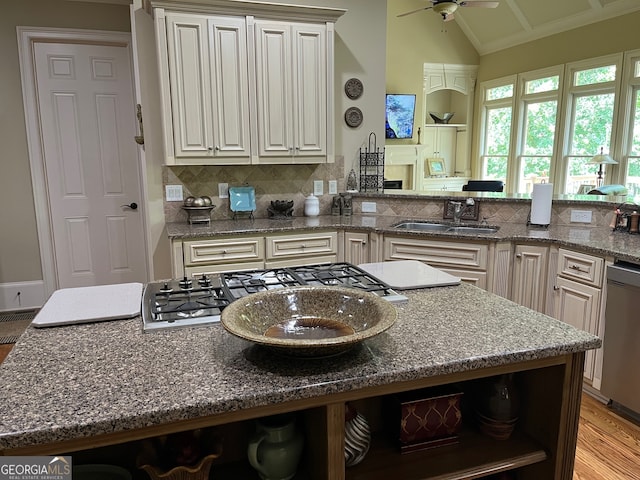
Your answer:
0;0;130;285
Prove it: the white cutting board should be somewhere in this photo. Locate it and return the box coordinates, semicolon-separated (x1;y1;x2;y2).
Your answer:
32;283;143;328
359;261;461;290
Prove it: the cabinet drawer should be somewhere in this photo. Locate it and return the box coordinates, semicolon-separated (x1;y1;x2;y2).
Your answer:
439;267;487;289
383;236;488;270
557;248;604;287
266;231;337;263
184;237;264;266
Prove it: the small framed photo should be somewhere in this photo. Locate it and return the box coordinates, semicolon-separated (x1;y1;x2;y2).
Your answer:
427;159;446;177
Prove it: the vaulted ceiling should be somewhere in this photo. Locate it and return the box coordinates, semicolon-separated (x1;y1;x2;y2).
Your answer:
451;0;640;55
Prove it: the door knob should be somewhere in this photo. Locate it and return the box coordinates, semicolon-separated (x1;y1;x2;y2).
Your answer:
122;202;138;210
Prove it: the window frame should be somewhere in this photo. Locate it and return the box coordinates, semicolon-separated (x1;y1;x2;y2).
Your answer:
477;75;516;185
513;66;563;193
475;53;632;195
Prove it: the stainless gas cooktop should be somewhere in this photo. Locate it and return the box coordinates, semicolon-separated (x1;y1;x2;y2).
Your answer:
142;262;408;332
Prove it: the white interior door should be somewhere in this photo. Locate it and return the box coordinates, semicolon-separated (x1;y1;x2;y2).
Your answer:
34;42;147;288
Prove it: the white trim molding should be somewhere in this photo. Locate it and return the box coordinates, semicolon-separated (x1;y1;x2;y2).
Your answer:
0;281;46;312
17;26;146;297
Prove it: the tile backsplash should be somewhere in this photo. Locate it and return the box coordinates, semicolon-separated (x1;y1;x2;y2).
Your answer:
164;157;346;222
164;157;617;228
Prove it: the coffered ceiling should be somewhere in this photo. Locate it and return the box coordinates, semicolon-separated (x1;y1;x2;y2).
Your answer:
452;0;640;55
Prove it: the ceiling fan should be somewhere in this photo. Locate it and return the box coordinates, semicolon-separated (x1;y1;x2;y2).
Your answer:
398;0;500;22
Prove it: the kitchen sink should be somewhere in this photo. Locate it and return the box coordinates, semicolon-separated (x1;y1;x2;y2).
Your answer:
391;222;451;232
445;226;500;235
391;221;499;235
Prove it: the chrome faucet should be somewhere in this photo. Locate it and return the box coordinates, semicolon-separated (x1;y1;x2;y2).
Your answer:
452;198;476;224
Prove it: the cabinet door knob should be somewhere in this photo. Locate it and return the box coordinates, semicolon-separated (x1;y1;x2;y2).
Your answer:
553;285;560;291
516;253;522;258
207;146;213;151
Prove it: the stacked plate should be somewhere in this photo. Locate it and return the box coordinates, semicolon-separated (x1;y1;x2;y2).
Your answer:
229;186;256;218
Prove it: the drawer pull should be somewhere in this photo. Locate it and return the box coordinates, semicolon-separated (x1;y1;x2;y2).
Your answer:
569;264;588;273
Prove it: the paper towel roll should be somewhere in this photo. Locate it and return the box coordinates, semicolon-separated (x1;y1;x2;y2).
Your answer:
530;183;553;226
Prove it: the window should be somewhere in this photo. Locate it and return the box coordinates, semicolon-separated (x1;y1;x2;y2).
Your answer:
562;59;619;193
517;70;561;193
479;78;515;184
476;54;628;195
620;51;640;203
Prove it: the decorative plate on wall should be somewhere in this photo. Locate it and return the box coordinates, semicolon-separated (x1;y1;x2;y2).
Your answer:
344;78;364;100
344;107;363;128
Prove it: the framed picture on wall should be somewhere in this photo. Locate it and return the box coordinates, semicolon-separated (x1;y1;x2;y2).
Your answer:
427;159;446;177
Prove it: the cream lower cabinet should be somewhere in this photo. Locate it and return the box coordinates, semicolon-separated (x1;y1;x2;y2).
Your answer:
173;231;338;276
382;235;488;289
178;235;265;277
265;231;337;268
342;232;370;265
549;248;608;386
512;244;549;313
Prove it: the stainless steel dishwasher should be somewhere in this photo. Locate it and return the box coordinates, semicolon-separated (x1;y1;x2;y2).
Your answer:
601;261;640;419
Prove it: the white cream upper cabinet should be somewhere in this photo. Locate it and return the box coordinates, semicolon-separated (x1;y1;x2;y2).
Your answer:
253;20;327;162
162;13;251;163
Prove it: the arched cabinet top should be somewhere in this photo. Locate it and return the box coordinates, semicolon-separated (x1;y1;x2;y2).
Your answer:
423;63;478;95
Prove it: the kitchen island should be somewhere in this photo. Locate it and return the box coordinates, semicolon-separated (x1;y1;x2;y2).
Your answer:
0;283;600;479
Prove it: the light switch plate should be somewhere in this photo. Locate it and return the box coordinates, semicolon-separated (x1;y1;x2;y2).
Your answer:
313;180;324;196
165;185;183;202
328;180;338;195
218;183;229;198
362;201;377;213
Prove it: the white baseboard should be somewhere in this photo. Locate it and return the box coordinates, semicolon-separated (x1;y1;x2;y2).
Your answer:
0;281;46;312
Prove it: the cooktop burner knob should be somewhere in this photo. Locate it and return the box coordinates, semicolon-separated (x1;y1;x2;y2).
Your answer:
179;277;193;290
198;274;211;288
159;283;173;294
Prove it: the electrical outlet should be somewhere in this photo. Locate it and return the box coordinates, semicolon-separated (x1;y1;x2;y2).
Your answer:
165;185;183;202
313;180;324;196
218;183;229;198
328;180;338;195
570;209;592;223
362;201;377;213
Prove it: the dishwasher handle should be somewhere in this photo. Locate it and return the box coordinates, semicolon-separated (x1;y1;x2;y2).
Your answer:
607;262;640;288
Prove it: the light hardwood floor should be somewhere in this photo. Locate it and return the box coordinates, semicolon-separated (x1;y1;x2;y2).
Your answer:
574;393;640;479
0;345;638;477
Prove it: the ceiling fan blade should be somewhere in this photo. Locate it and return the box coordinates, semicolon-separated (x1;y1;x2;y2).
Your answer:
460;1;500;7
397;6;433;18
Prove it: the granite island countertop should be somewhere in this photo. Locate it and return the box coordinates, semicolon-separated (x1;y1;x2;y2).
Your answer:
0;283;600;453
166;215;640;264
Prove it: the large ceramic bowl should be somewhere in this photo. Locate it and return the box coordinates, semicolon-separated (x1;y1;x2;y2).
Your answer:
220;286;397;357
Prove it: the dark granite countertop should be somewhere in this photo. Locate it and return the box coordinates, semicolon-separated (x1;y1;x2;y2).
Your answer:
167;215;640;264
0;284;600;452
